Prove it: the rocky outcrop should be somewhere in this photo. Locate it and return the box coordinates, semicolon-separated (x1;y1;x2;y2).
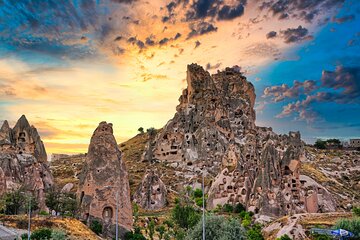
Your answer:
0;115;54;209
133;169;167;210
78;122;132;238
142;64;336;217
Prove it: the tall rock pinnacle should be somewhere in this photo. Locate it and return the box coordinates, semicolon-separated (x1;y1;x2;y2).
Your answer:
78;121;132;238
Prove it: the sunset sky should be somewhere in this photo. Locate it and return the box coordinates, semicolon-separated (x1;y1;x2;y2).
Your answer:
0;0;359;154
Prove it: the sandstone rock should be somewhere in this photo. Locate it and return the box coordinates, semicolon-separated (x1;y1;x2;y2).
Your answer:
142;64;335;217
0;115;53;210
133;169;167;210
61;183;74;193
78;122;132;238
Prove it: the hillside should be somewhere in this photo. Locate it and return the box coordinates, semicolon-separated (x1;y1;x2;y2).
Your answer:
0;215;101;240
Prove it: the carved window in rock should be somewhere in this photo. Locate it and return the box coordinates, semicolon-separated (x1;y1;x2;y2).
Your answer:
102;206;113;222
18;132;26;143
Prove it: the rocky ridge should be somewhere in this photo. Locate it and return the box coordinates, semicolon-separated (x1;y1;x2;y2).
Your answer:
0;115;53;209
141;64;336;217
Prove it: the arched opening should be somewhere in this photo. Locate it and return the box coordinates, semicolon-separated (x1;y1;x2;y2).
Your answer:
102;207;113;222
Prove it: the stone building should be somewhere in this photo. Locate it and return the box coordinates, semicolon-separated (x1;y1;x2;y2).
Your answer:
78;122;132;238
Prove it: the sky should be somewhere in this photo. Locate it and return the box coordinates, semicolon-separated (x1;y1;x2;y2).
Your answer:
0;0;359;154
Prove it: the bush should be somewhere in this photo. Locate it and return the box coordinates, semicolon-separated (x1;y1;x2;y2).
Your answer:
353;207;360;217
311;234;331;240
222;203;234;213
90;220;103;235
277;234;291;240
172;204;200;229
31;228;52;240
39;210;49;216
185;215;246;240
193;189;203;198
195;198;204;208
125;227;146;240
234;203;246;213
247;224;264;240
314;139;326;149
51;229;67;240
156;225;166;240
335;218;360;238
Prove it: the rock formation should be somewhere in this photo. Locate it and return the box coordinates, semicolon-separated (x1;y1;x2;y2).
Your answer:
133;169;167;210
0;115;54;209
142;64;336;217
78;122;132;238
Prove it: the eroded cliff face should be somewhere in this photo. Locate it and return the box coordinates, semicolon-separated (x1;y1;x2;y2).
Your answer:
142;64;336;217
0;115;53;209
78;122;132;238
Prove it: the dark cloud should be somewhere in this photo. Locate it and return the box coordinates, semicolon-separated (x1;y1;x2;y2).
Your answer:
280;25;312;43
266;31;277;39
187;22;218;39
217;3;245;20
114;36;123;41
269;65;360;122
0;0;135;59
259;0;345;23
263;80;318;102
186;0;218;20
332;14;355;24
320;66;360;101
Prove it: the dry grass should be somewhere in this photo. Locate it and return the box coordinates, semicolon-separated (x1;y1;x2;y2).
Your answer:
0;215;101;240
301;163;330;183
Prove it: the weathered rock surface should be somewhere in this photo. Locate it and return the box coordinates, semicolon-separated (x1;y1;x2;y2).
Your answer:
133;169;167;210
142;64;336;217
0;115;53;209
78;122;132;238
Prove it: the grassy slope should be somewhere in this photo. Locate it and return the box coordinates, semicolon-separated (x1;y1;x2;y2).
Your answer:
0;215;101;240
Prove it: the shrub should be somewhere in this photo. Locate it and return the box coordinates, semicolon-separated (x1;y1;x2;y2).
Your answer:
195;198;203;208
185;215;246;240
234;203;246;213
314;139;326;149
125;227;146;240
353;207;360;217
39;210;49;216
247;224;264;240
222;203;234;213
156;225;166;240
90;220;103;235
335;218;360;238
172;204;200;229
311;234;331;240
51;229;67;240
148;219;155;240
277;234;291;240
31;228;52;240
193;189;203;198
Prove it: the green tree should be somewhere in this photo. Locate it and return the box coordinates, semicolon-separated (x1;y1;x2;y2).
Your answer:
90;220;103;235
45;187;61;214
138;127;144;134
156;225;166;240
277;234;291;240
247;224;264;240
125;227;146;240
31;228;52;240
353;207;360;217
147;127;156;137
314;139;326;149
222;203;234;213
172;203;200;229
185;215;246;240
59;192;77;216
148;219;155;240
51;229;67;240
234;203;246;213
